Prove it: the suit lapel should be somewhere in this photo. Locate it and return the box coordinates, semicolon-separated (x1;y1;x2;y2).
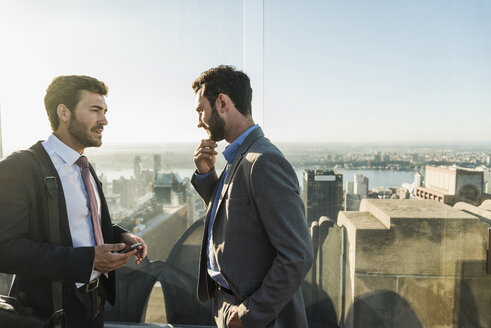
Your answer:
214;127;264;216
204;168;227;226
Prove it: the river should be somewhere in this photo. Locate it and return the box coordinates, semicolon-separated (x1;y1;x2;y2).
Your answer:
101;167;417;191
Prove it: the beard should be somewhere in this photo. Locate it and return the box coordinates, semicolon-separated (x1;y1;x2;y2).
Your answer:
206;104;226;141
68;114;103;148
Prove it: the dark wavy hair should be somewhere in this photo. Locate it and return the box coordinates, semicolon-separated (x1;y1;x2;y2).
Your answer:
44;75;108;130
192;65;252;116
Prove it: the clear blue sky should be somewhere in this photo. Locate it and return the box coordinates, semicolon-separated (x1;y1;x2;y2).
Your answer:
0;0;490;154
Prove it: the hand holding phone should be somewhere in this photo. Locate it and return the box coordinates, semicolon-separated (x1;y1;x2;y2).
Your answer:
117;242;142;253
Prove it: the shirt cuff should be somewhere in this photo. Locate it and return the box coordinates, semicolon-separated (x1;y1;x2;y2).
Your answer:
193;169;214;181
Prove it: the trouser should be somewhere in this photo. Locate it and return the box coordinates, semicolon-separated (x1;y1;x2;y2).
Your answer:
212;285;282;328
66;277;106;328
213;285;242;328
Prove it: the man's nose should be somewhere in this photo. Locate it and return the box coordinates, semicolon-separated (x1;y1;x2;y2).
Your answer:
99;113;108;126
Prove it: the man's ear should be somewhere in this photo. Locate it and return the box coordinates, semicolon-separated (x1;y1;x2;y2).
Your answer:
57;104;71;124
216;93;229;113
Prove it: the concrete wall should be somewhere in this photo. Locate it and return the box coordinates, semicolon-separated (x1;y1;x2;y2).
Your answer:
304;217;343;327
310;199;491;327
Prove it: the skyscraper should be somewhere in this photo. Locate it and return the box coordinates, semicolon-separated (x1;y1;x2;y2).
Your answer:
347;181;354;194
414;172;422;188
134;155;142;180
153;154;162;175
303;169;343;224
354;174;369;199
344;192;362;211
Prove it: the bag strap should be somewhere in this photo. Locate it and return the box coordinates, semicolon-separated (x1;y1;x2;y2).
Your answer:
26;148;64;327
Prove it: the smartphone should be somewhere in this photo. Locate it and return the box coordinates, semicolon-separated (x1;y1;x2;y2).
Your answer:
118;242;142;254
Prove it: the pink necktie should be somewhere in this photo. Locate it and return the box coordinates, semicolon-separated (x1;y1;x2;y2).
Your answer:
76;156;105;248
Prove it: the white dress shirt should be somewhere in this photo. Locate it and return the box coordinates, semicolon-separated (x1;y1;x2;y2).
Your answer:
42;134;102;287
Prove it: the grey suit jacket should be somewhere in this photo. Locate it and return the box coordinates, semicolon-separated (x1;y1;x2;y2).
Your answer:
192;127;313;328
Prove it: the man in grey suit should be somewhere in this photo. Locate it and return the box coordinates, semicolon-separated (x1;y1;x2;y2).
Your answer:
191;65;313;328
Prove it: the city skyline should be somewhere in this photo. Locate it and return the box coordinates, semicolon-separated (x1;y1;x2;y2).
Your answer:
1;0;490;154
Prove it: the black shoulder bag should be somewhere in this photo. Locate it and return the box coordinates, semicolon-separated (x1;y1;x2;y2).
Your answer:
0;149;67;328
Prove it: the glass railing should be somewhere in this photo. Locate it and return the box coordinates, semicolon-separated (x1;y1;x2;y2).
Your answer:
0;1;490;327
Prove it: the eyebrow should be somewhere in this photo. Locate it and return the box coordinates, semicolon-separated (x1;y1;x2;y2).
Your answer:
90;105;108;112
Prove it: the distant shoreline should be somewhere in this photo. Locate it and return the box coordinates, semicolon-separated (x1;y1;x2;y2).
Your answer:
3;142;490;158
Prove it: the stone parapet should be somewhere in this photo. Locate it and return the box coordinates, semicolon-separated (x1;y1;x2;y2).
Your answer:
454;201;491;224
480;199;491;211
329;199;491;327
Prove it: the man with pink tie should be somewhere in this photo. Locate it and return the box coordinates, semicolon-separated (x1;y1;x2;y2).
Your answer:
0;75;147;327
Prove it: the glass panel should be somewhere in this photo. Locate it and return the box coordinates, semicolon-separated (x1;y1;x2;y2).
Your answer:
1;1;490;327
0;0;247;326
262;1;491;327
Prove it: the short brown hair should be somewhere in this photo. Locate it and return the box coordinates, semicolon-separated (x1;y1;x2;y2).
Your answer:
192;65;252;116
44;75;108;130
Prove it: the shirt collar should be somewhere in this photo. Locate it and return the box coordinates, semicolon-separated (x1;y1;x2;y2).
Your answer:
44;133;83;166
222;125;259;164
